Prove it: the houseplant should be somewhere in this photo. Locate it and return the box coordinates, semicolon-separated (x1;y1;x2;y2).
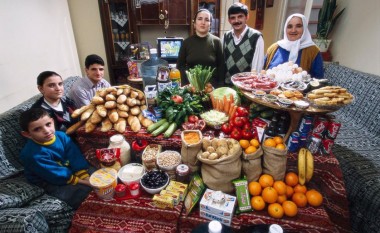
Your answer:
314;0;345;52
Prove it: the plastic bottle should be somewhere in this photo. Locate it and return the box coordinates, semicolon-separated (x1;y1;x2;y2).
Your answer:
108;134;131;166
141;48;168;106
208;221;222;233
169;68;181;88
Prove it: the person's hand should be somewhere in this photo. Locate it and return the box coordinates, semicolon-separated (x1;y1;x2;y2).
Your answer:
77;178;91;187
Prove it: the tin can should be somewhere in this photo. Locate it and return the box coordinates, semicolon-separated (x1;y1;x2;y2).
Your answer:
307;135;322;154
299;132;308;147
298;115;313;134
321;138;334;155
326;120;341;139
286;132;300;152
312;117;329;136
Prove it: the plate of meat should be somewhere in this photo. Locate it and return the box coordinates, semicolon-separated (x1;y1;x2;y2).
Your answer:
231;72;279;92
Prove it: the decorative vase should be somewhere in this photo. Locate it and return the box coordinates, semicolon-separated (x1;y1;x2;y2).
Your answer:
313;39;332;52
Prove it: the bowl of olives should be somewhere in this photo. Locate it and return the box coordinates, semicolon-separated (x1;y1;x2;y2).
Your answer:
140;170;169;194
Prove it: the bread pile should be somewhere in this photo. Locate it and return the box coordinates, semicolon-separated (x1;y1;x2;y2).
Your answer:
270;89;304;101
307;86;354;106
66;85;153;134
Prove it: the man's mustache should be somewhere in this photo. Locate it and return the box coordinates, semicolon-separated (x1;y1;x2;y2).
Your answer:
233;22;242;26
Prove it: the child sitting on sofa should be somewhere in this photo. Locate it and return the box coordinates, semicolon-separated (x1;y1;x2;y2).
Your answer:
19;108;94;209
31;71;77;131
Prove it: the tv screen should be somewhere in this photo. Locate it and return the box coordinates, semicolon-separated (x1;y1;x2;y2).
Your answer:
157;37;183;63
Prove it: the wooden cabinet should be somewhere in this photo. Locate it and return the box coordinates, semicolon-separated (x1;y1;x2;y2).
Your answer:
133;0;191;26
98;0;138;85
191;0;220;36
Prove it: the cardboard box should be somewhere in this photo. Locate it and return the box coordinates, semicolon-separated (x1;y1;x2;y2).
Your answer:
199;189;236;218
199;210;232;226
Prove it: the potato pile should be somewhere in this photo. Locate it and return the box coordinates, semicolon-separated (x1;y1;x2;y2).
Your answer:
200;138;241;160
307;85;354;106
66;85;153;134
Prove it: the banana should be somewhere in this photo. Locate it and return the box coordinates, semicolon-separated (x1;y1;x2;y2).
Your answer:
305;149;314;183
298;148;306;185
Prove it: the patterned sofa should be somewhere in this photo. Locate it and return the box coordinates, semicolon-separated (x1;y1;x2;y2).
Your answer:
325;64;380;233
0;76;80;232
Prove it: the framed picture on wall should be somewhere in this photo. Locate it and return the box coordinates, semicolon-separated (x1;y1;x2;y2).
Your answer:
250;0;256;10
266;0;274;8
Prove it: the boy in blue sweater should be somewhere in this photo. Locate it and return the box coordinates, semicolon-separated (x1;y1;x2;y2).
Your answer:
19;108;94;209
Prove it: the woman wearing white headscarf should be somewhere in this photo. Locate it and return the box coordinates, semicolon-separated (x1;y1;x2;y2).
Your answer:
264;13;324;78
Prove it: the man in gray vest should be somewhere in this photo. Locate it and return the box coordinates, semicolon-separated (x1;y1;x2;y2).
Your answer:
223;2;264;84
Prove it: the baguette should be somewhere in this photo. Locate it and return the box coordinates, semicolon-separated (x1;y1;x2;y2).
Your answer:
108;109;119;123
89;110;103;124
117;104;129;112
100;118;113;132
80;106;95;121
85;120;97;133
117;109;129;118
116;88;124;96
96;105;107;117
106;94;116;101
114;118;126;133
91;96;105;105
71;105;90;118
104;101;117;109
66;120;85;135
129;116;141;132
117;94;127;104
141;118;153;128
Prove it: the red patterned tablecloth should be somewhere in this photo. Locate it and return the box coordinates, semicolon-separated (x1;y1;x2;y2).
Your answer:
73;129;351;233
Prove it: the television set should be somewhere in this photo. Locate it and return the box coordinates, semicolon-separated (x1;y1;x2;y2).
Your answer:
157;37;183;63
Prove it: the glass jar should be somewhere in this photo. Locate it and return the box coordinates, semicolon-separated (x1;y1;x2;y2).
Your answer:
108;134;131;166
176;164;190;184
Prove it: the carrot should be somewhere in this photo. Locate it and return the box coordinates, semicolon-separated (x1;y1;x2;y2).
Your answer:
223;95;228;113
224;99;231;114
228;102;235;117
210;93;216;109
216;98;220;111
229;94;234;104
218;99;223;112
230;105;238;119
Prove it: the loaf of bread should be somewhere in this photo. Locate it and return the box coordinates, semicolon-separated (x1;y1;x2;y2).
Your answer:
81;106;95;121
66;120;85;135
101;118;113;132
114;118;127;133
128;116;141;132
108;109;119;123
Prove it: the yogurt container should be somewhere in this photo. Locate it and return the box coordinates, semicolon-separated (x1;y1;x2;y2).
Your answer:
90;168;118;200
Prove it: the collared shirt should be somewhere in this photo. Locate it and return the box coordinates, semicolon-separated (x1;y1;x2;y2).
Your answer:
69;76;111;108
227;25;265;72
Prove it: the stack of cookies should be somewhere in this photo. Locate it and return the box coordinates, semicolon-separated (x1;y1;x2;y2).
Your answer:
307;86;354;106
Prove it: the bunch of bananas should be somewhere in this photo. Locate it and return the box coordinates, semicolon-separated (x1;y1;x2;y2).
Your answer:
298;148;314;185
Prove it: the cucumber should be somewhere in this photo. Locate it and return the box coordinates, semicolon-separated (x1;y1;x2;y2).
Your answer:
147;119;167;133
163;122;177;138
151;122;170;136
260;110;274;119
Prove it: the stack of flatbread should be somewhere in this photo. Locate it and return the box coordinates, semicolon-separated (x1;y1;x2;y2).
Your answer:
307;86;354;106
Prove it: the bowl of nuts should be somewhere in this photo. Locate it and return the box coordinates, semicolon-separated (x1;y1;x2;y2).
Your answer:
140;170;169;194
156;150;182;171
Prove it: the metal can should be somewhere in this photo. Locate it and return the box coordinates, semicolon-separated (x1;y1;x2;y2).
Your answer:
298;115;314;134
312;116;329;137
307;135;322;154
326;120;341;139
299;132;309;148
321;138;335;155
286;132;300;153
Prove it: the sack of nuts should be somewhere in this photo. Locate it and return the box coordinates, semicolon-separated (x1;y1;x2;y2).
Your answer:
142;144;161;170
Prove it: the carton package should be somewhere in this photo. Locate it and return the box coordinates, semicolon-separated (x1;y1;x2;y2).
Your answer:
199;189;236;220
199;210;232;226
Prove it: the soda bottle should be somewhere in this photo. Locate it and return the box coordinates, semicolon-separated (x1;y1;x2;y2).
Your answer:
169;68;181;88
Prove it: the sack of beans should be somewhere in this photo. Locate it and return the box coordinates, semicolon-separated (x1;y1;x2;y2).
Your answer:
142;144;161;170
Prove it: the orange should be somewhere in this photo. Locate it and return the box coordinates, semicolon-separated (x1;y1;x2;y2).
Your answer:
259;174;274;188
273;181;287;195
268;203;284;219
248;181;262;196
275;143;286;150
285;172;299;187
292;192;308;207
306;189;323;207
286;185;294;198
264;138;276;147
262;187;278;204
250;139;260;148
277;194;287;204
273;136;284;145
239;139;250;149
251;196;266;211
245;146;257;154
293;184;307;194
282;200;298;217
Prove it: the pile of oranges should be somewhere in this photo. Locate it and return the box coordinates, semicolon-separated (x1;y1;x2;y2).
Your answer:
248;172;323;219
263;136;286;150
239;138;260;154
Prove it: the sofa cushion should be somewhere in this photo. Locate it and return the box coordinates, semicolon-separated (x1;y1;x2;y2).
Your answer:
27;194;74;233
0;208;49;233
0;176;44;209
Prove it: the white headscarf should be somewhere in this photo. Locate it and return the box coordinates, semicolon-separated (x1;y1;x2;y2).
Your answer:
277;13;315;63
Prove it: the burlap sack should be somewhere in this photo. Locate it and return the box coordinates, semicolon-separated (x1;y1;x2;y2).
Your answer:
262;145;288;181
242;146;263;183
197;140;242;194
181;130;202;173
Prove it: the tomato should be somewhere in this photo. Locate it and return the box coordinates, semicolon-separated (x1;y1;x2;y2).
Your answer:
242;128;254;140
171;95;183;104
230;128;242;140
241;117;249;125
243;122;251;131
188;115;199;123
221;123;232;134
233;117;245;128
236;107;249;117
